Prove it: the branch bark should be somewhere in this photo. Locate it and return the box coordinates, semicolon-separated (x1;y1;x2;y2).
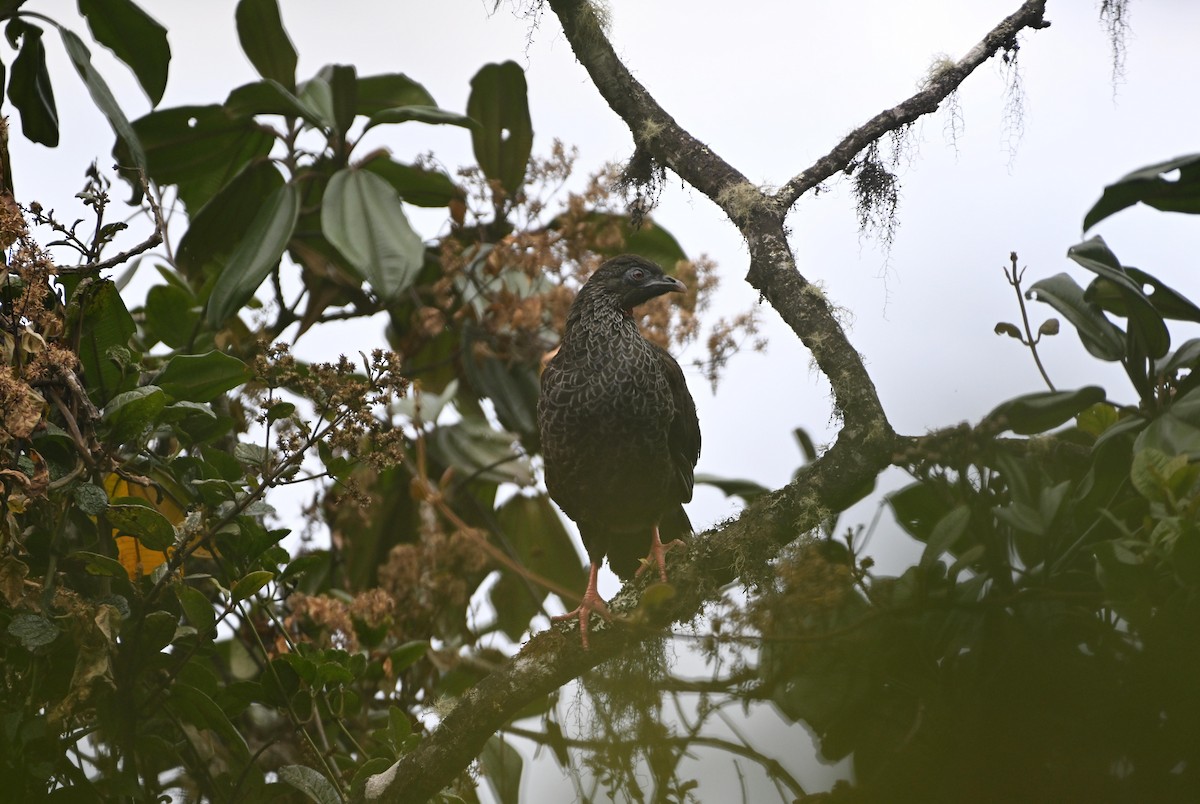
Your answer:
362;2;1051;801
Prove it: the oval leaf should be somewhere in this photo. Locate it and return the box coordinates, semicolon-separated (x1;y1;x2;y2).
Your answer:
235;0;297;89
231;570;274;603
467;61;532;197
1026;273;1125;361
321;168;424;301
207;182;300;326
78;0;170;104
985;386;1107;436
153;351;251;402
8;22;59;146
101;385;167;443
364;104;478;131
277;764;341;804
108;502;176;551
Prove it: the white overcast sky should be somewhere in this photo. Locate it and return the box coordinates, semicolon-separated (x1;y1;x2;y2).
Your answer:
12;1;1200;798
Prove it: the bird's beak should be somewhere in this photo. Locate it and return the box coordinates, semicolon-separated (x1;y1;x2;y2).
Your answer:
654;276;686;294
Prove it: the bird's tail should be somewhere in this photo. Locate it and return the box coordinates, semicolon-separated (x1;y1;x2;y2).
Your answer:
608;505;693;581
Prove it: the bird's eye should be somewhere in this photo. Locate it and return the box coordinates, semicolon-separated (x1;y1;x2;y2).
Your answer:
629;268;646;282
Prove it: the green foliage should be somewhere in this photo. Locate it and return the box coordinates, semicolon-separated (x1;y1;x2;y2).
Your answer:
744;150;1200;802
0;4;723;800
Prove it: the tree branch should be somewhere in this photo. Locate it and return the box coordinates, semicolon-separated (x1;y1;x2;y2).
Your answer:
362;2;1053;801
777;0;1050;207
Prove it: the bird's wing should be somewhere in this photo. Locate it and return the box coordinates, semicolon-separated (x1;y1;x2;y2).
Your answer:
653;343;701;504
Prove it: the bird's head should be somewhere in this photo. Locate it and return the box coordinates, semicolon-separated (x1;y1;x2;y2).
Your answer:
583;255;686;312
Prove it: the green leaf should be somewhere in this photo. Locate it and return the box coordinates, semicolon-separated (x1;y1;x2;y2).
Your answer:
480;736;523;804
59;28;146;172
362;156;463;208
8;613;59;650
1158;338;1200;378
72;549;129;578
1134;386;1200;459
176;584;216;635
223;78;323;126
7;21;58;146
101;385;166;443
277;765;341;804
75;280;136;405
73;482;108;516
143;282;199;348
467;61;533;198
321;168;424;301
207;182;300;326
489;494;587;640
1084;153;1200;231
984;386;1106;436
355;72;435;115
462;326;540;442
427;417;533;485
919;505;970;569
77;0;170;104
296;76;335;130
235;0;297;89
327;63;357;137
120;105;274;210
364;104;478;131
108;501;175;550
231;570;274;603
1069;236;1169;359
153;351;251;402
694;473;771;503
1124;266;1200;324
1026;273;1125;361
177;158;285;273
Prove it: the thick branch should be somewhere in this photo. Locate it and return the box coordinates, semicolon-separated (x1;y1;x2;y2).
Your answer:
777;0;1050;206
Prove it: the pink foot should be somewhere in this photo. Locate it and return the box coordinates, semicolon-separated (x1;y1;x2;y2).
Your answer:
635;526;686;582
553;563;610;649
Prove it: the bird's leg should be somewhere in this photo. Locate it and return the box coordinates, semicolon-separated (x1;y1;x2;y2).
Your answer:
552;562;611;650
635;526;686;582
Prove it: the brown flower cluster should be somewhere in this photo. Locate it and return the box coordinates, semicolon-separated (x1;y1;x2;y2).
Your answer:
377;528;490;644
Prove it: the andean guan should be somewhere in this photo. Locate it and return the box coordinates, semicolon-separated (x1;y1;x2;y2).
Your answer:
538;254;701;648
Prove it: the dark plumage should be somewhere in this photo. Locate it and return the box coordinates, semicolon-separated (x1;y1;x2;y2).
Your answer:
538;254;701;647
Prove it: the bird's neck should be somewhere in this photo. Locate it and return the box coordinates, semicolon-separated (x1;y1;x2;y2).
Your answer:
565;288;638;334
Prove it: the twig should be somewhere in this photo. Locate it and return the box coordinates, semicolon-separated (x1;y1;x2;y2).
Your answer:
1003;251;1056;391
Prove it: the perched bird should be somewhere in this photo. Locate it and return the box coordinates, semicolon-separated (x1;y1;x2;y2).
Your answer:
538;254;701;648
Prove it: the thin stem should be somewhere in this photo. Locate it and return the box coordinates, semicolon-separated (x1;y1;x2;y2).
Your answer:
1004;251;1055;391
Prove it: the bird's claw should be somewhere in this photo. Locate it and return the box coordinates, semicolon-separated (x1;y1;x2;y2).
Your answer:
552;589;611;650
636;533;686;582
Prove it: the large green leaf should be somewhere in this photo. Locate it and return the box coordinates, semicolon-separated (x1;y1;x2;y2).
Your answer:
153;351;250;402
362;156;463;208
321;168;424;301
1084;153;1200;231
107;499;175;550
75;278;136;405
1026;273;1125;361
1068;236;1169;359
488;494;587;640
984;386;1107;436
326;63;356;138
364;105;478;131
177;158;285;273
101;385;166;443
7;21;58;146
120;105;273;209
60;28;146;172
467;61;532;198
223;78;323;126
143;282;199;348
1125;266;1200;324
427;417;533;486
296;76;335;131
207;182;300;326
1134;386;1200;459
278;765;340;804
694;473;771;503
78;0;170;104
355;72;435;115
235;0;297;89
481;736;523;804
